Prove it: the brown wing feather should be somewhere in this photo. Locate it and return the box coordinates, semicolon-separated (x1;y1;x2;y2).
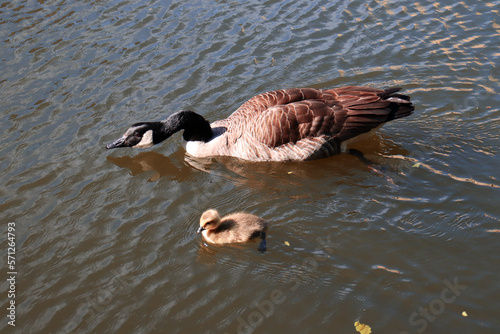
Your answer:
230;86;413;150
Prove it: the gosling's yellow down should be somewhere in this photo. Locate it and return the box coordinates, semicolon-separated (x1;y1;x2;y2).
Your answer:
197;209;267;252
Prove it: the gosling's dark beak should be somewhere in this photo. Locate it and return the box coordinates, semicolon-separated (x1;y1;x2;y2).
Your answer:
197;226;205;234
106;137;127;149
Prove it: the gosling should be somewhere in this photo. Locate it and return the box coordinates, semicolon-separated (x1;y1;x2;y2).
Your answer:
197;209;268;252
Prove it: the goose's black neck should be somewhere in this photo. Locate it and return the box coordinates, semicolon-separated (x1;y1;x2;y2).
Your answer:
161;110;213;142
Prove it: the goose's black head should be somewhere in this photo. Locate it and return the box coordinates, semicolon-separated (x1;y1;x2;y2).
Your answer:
106;122;162;149
106;111;213;149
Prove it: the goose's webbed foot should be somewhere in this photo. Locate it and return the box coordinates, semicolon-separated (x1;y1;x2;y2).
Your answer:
258;232;267;253
348;149;394;182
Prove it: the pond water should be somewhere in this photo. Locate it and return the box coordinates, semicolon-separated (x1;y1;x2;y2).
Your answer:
1;0;499;333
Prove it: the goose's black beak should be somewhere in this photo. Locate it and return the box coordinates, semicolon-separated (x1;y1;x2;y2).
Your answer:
197;226;205;234
106;137;127;149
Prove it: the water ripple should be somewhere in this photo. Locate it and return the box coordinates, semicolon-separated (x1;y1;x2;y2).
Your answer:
1;0;499;333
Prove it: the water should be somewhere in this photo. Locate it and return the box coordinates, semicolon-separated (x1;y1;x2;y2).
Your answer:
1;0;499;333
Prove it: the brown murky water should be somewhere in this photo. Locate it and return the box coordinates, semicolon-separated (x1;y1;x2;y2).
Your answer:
1;0;499;333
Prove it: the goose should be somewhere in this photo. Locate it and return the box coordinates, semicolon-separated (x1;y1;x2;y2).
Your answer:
197;209;267;252
106;86;414;161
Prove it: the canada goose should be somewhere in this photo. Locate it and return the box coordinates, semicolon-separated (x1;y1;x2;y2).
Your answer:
197;209;267;252
106;86;414;161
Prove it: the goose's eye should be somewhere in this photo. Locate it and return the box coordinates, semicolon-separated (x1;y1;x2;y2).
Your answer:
133;132;141;138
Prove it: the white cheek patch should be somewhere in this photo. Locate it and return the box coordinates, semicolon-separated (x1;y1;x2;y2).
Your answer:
134;130;154;148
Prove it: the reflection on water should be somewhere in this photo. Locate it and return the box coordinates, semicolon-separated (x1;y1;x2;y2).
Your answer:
1;0;499;333
107;151;187;182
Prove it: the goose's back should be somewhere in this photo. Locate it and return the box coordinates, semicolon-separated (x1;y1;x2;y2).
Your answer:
201;86;413;161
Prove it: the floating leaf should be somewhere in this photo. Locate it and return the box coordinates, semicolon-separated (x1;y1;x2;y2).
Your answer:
462;311;468;317
412;162;421;168
284;241;290;246
354;321;372;334
287;171;293;174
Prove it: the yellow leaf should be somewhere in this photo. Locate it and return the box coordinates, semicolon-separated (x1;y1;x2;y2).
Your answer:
412;162;421;168
354;321;372;334
287;171;293;174
284;241;290;246
462;311;468;317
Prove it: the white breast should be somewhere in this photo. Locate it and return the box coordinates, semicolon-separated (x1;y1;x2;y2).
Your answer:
185;128;228;158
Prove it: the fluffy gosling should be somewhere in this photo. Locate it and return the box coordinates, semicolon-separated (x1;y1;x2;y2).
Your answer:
197;209;267;252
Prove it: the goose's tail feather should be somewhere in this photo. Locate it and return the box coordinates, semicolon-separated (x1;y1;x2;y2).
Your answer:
379;87;414;121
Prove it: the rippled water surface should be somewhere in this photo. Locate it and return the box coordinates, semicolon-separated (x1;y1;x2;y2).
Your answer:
1;0;499;333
